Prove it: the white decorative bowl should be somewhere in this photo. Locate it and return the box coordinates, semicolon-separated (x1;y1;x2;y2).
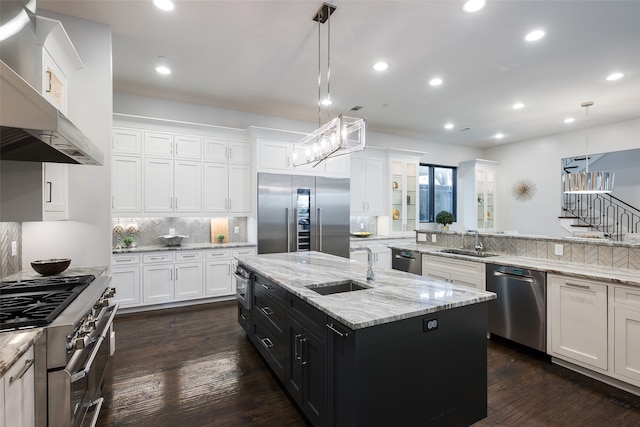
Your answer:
158;235;189;246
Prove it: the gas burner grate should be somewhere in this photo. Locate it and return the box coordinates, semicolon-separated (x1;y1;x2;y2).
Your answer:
0;275;95;331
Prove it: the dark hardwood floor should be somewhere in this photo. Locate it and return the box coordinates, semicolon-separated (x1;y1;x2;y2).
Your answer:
98;302;640;427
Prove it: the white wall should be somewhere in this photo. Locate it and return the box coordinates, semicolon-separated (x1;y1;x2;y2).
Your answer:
483;117;640;237
22;12;112;268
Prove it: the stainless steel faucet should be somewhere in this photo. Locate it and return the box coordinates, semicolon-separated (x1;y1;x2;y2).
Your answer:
349;246;375;282
473;231;484;253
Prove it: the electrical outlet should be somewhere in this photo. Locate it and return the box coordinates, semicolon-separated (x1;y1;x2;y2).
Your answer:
234;226;240;234
554;244;564;256
360;223;365;230
169;228;175;235
11;241;17;256
432;234;437;243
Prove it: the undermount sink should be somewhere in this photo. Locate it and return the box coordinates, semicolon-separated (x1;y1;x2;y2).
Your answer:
439;248;499;258
306;280;372;295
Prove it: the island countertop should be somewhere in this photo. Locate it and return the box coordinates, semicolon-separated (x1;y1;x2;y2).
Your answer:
235;251;495;330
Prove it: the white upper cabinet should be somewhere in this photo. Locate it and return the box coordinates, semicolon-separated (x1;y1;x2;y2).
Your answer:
256;139;349;177
144;158;202;213
203;162;251;214
460;159;499;231
204;138;251;164
143;132;174;157
43;162;68;220
112;156;142;213
389;157;419;234
350;152;386;215
112;128;142;155
174;134;202;159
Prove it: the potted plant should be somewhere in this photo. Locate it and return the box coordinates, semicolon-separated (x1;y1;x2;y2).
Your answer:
217;234;225;243
123;236;134;247
435;210;455;231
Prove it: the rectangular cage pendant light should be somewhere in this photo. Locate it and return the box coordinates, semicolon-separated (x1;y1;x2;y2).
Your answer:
293;114;366;167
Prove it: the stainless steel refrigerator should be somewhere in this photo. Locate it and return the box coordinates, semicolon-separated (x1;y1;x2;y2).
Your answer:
258;173;350;258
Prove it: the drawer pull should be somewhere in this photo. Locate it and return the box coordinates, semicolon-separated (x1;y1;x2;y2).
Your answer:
240;313;248;321
260;337;274;349
260;306;274;316
115;258;134;263
565;282;591;290
326;323;348;337
181;254;197;258
261;283;272;290
149;256;165;260
10;358;34;385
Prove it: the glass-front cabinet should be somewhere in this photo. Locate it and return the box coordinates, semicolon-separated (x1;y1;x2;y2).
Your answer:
390;158;419;234
460;159;499;231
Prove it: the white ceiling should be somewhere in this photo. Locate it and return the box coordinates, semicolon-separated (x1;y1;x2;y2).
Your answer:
40;0;640;148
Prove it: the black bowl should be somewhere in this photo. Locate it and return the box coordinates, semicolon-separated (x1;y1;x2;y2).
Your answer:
31;258;71;276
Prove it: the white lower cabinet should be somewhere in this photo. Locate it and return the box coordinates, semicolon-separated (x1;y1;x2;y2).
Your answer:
422;255;486;290
111;254;141;308
113;247;255;309
2;346;35;427
205;247;256;297
548;274;608;371
613;286;640;385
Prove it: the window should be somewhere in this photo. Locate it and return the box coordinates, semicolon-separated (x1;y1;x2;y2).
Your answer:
419;164;457;223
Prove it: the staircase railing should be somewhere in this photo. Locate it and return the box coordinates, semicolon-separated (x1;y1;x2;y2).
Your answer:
562;193;640;241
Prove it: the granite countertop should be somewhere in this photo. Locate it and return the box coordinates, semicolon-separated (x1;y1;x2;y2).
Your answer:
0;328;43;377
389;242;640;288
235;251;495;330
113;242;255;254
349;235;414;243
2;265;108;282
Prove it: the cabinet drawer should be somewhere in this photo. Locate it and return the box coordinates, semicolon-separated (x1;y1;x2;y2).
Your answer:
175;251;203;262
614;286;640;309
423;255;484;275
232;247;256;257
254;274;287;303
253;319;286;377
288;294;325;338
205;249;231;259
143;252;173;263
238;302;252;335
254;292;285;335
112;254;141;265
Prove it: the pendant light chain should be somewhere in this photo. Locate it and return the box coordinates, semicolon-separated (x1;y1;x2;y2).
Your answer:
317;15;322;128
326;8;332;123
583;101;592;174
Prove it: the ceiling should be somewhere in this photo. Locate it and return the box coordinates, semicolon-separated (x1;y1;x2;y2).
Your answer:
39;0;640;149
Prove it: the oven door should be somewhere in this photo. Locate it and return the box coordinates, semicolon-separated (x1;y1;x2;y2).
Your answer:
49;303;118;427
234;266;253;310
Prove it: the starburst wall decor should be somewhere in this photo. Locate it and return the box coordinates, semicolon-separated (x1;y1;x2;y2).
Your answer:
512;178;537;202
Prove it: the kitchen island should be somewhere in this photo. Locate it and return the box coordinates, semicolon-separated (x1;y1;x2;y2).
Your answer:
235;251;496;426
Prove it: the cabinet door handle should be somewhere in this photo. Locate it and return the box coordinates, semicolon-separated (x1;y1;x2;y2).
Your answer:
294;334;302;360
229;199;232;210
175;142;178;155
260;306;274;316
366;201;370;210
565;282;591;290
300;337;308;365
261;283;271;290
174;197;178;210
111;196;115;209
10;358;34;384
46;181;53;202
225;147;229;159
229;147;232;159
46;70;52;92
260;337;274;349
240;313;248;321
326;323;348;337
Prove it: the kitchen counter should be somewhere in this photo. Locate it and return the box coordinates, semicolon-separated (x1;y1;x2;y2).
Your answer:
235;251;495;329
349;234;413;242
0;328;43;377
2;265;108;282
390;242;640;288
113;241;255;254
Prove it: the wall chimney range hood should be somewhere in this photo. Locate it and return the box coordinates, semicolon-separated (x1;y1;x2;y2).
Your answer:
0;60;104;165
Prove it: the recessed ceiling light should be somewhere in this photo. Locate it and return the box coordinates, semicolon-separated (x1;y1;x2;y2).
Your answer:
512;102;525;110
154;0;174;11
605;72;625;81
155;56;171;75
494;133;505;139
444;123;454;130
429;77;443;86
321;98;332;106
564;117;576;124
525;30;545;42
463;0;486;13
372;62;389;71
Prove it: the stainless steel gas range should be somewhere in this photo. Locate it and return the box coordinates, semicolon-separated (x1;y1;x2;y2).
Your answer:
0;274;118;427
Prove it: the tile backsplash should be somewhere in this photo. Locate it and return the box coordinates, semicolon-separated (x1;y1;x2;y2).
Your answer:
0;222;21;279
112;217;248;248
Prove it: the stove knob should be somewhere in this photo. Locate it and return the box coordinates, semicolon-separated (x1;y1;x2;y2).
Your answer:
74;336;86;350
106;288;116;298
85;319;97;328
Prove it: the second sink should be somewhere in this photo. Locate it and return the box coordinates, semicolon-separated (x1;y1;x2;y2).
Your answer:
306;280;372;295
439;248;498;258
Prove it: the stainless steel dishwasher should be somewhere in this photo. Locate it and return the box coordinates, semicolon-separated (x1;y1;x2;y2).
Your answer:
391;249;422;275
486;263;547;351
